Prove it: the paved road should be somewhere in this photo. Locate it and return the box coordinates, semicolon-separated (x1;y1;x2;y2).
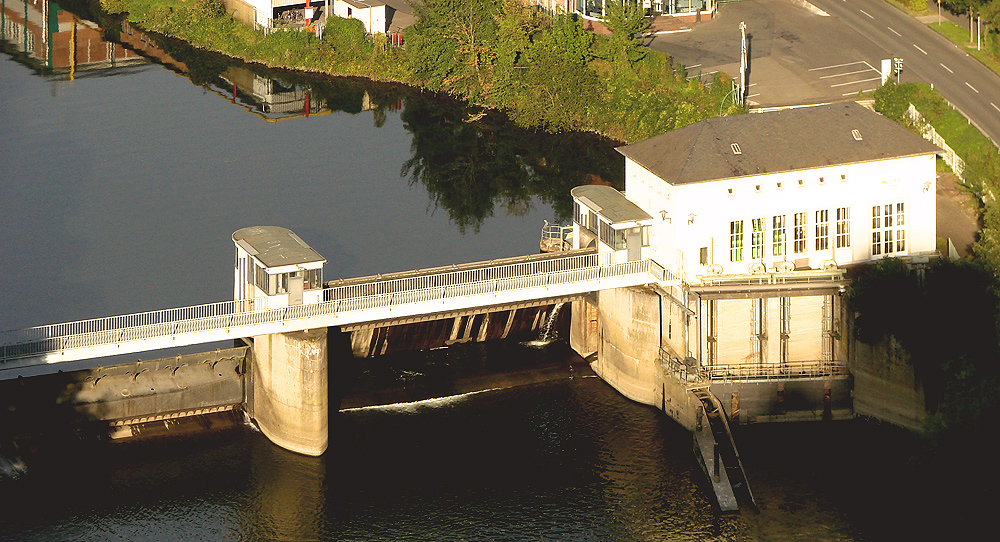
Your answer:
647;0;895;106
809;0;1000;147
648;0;1000;145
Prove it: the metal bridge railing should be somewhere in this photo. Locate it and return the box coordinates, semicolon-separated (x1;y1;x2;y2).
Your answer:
700;361;850;382
1;254;679;362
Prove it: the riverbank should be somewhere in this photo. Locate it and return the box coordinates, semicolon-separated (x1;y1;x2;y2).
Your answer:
93;0;739;143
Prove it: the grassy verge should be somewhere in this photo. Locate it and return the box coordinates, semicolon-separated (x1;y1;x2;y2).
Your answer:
909;84;996;157
925;19;1000;74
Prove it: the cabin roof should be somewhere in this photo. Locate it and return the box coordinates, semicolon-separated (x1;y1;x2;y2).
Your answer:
233;226;325;269
571;185;653;224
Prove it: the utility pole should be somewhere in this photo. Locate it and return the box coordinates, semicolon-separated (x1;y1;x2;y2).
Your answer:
739;21;747;106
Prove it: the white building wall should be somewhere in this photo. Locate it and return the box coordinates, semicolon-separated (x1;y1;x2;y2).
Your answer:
331;3;387;33
626;153;936;278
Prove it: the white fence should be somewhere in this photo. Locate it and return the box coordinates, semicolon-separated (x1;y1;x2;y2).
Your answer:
907;103;966;180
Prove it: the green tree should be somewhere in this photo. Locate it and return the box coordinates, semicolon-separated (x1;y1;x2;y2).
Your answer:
872;81;918;128
405;0;502;101
601;0;650;67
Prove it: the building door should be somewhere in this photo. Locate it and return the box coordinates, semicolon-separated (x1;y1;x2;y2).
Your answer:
288;273;303;305
627;228;641;261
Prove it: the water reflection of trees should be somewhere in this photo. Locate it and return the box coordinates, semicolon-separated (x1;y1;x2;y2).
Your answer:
23;0;625;233
401;96;624;233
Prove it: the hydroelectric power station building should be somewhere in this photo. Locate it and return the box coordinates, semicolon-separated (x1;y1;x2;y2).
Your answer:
569;101;939;430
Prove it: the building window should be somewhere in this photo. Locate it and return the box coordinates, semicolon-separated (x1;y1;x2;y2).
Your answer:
599;220;624;249
896;203;906;252
700;246;709;265
730;220;744;262
751;218;765;259
815;209;829;251
641;225;651;246
794;212;807;254
872;203;906;256
773;215;785;256
588;210;598;233
836;207;851;248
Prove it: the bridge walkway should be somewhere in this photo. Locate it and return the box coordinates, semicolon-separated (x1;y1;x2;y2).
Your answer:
1;250;679;374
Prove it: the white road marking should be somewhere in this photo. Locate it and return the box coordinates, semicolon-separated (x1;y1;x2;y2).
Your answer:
992;103;1000;113
914;44;928;55
860;9;874;19
820;69;874;79
809;61;867;71
831;77;883;88
888;27;901;37
966;82;980;93
843;90;876;96
748;93;761;98
687;64;702;69
940;63;953;73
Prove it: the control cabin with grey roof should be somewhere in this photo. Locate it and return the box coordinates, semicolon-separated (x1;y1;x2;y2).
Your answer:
571;185;653;259
233;226;326;307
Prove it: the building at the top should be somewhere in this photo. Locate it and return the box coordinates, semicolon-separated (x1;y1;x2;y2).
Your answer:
614;101;940;277
532;0;717;29
569;102;941;426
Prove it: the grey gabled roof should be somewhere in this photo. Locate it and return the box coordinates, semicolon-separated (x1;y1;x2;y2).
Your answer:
617;102;941;185
233;226;325;269
571;185;653;224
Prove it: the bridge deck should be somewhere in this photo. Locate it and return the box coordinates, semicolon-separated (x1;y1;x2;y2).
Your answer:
0;252;678;375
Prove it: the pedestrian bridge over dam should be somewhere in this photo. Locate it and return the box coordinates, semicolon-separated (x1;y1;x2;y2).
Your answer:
0;248;679;376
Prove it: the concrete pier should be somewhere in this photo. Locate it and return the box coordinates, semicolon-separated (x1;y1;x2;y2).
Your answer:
249;329;329;456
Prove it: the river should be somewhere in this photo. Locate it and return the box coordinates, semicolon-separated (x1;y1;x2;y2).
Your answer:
0;3;981;540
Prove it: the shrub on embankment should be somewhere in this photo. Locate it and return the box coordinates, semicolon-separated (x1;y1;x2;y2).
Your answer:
849;257;1000;440
95;0;739;143
98;0;408;80
868;82;1000;446
874;81;1000;271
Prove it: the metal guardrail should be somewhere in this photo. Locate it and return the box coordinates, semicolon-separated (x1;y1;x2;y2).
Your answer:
701;361;850;382
697;268;844;287
0;253;679;363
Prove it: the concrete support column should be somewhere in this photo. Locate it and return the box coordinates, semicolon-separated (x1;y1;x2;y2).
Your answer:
250;328;328;456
